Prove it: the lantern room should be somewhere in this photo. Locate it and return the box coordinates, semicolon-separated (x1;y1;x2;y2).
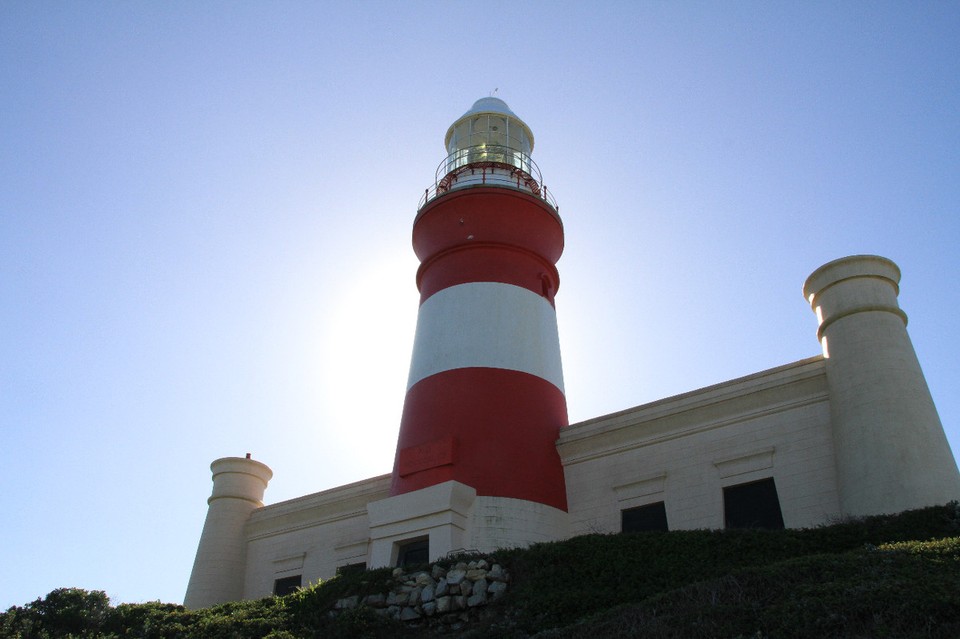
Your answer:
420;97;555;211
444;96;534;156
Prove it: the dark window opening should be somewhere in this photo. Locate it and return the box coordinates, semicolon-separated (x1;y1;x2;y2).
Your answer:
396;538;429;568
723;478;785;530
273;575;302;596
336;562;366;576
622;501;669;532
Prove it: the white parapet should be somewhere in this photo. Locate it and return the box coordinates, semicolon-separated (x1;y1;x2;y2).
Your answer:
367;481;477;568
366;481;569;568
804;255;960;516
184;456;273;609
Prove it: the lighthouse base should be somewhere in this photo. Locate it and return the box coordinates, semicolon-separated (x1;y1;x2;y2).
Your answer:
367;481;569;568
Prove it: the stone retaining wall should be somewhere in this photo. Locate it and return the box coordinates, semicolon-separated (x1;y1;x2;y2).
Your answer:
333;557;509;631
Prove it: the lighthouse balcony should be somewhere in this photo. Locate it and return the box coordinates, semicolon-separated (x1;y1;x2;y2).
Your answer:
419;145;558;212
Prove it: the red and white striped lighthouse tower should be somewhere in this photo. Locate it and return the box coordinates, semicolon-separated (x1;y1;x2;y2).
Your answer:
389;97;568;521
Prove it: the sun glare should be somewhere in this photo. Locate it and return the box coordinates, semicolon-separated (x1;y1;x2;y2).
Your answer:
317;250;420;475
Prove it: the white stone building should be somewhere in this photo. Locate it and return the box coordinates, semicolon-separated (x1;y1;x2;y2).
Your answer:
183;99;960;609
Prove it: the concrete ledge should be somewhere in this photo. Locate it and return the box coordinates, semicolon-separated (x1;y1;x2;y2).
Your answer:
367;481;478;568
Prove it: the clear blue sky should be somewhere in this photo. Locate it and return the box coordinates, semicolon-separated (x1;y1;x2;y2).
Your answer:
2;1;959;609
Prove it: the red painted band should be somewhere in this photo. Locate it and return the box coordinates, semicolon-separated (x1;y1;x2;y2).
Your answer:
416;242;560;305
413;187;564;266
397;435;456;477
390;368;569;511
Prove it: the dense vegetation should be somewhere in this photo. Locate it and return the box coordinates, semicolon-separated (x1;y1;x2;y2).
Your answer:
536;537;960;639
3;503;959;638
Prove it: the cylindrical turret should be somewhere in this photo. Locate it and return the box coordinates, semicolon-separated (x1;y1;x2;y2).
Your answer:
392;98;568;512
184;456;272;609
803;255;960;516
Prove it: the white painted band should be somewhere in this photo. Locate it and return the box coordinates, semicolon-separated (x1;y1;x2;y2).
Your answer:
406;282;565;394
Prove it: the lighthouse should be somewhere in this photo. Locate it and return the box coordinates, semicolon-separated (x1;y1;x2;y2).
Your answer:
181;98;960;606
366;97;570;565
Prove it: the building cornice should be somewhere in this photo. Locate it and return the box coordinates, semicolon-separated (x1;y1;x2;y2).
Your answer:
246;474;391;540
558;357;829;465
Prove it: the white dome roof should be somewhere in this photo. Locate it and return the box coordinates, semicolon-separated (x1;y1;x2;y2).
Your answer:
458;97;518;119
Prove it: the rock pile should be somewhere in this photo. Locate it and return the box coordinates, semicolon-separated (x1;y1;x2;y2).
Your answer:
333;557;509;628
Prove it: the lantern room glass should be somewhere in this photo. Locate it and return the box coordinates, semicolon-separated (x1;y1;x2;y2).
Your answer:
444;112;534;176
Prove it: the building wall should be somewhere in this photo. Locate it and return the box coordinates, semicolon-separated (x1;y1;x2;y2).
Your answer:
469;496;570;550
241;475;390;599
558;357;840;534
234;357;848;600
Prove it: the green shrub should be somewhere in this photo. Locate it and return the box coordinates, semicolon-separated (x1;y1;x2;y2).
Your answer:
537;537;960;638
496;503;960;633
1;588;111;639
